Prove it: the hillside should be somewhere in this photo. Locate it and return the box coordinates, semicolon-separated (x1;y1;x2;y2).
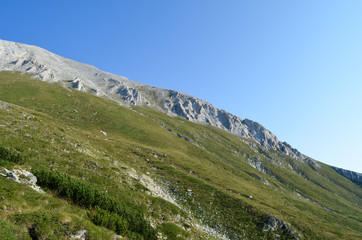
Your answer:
0;71;361;239
0;39;306;160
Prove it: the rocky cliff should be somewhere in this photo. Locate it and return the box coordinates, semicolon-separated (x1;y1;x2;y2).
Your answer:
332;167;362;186
0;39;305;160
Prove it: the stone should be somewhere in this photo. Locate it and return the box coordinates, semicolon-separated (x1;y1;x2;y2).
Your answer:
0;39;308;161
71;229;87;240
100;130;107;136
332;166;362;185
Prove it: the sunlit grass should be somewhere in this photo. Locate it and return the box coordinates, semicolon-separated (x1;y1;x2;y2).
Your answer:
0;71;361;239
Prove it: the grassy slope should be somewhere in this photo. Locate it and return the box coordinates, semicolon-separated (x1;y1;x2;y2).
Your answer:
0;71;361;239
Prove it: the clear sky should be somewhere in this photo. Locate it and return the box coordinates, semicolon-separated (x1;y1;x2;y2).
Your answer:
1;1;361;172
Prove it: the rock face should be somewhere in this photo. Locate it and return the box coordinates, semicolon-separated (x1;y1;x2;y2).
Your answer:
0;39;305;159
263;215;302;240
332;167;362;186
0;168;44;193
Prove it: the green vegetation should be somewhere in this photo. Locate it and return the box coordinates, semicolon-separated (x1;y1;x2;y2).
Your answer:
0;218;29;240
33;168;157;239
11;210;67;240
0;146;24;164
88;207;128;236
157;223;189;240
0;176;114;240
0;71;361;239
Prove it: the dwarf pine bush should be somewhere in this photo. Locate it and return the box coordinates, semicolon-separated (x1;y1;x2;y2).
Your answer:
0;146;24;164
33;168;157;239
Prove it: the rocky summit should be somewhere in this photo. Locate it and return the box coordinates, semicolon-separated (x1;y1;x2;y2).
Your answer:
0;42;361;239
332;166;362;186
0;39;305;160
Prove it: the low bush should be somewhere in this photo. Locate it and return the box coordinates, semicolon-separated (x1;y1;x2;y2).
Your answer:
88;207;128;236
0;218;29;240
11;210;65;240
0;146;24;164
32;168;157;239
157;223;189;240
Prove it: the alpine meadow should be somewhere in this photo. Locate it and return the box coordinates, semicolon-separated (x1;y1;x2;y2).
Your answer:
0;39;361;240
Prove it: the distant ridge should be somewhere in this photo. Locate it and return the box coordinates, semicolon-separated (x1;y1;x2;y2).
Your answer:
332;167;362;186
0;39;311;161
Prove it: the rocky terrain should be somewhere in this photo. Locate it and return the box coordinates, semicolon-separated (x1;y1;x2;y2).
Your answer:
332;166;362;185
0;70;361;239
0;39;306;160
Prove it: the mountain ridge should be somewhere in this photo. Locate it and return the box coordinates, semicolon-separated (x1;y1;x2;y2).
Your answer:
332;166;362;185
0;39;309;161
0;70;361;239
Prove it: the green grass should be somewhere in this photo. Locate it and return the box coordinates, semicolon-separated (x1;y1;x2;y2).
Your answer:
157;222;190;240
0;175;114;240
33;168;157;239
0;146;24;164
0;71;361;239
0;218;29;240
88;207;129;236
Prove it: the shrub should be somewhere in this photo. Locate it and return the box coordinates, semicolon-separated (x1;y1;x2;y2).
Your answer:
0;218;28;240
32;168;157;239
0;146;24;164
10;210;65;240
88;207;128;236
157;223;189;240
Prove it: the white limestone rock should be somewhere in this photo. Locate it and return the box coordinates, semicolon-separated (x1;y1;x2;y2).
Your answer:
332;167;362;185
71;229;87;240
0;39;306;160
1;168;44;193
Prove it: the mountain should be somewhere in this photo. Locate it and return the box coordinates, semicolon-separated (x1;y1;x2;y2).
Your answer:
0;39;305;160
0;40;361;240
332;167;362;186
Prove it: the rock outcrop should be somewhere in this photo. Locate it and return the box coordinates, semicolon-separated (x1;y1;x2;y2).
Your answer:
263;215;302;240
0;39;305;160
332;167;362;186
0;168;44;193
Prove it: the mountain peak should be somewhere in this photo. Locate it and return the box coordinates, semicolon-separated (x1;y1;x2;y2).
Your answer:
0;39;306;160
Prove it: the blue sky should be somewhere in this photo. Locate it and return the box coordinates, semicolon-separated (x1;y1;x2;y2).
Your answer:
1;1;361;172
